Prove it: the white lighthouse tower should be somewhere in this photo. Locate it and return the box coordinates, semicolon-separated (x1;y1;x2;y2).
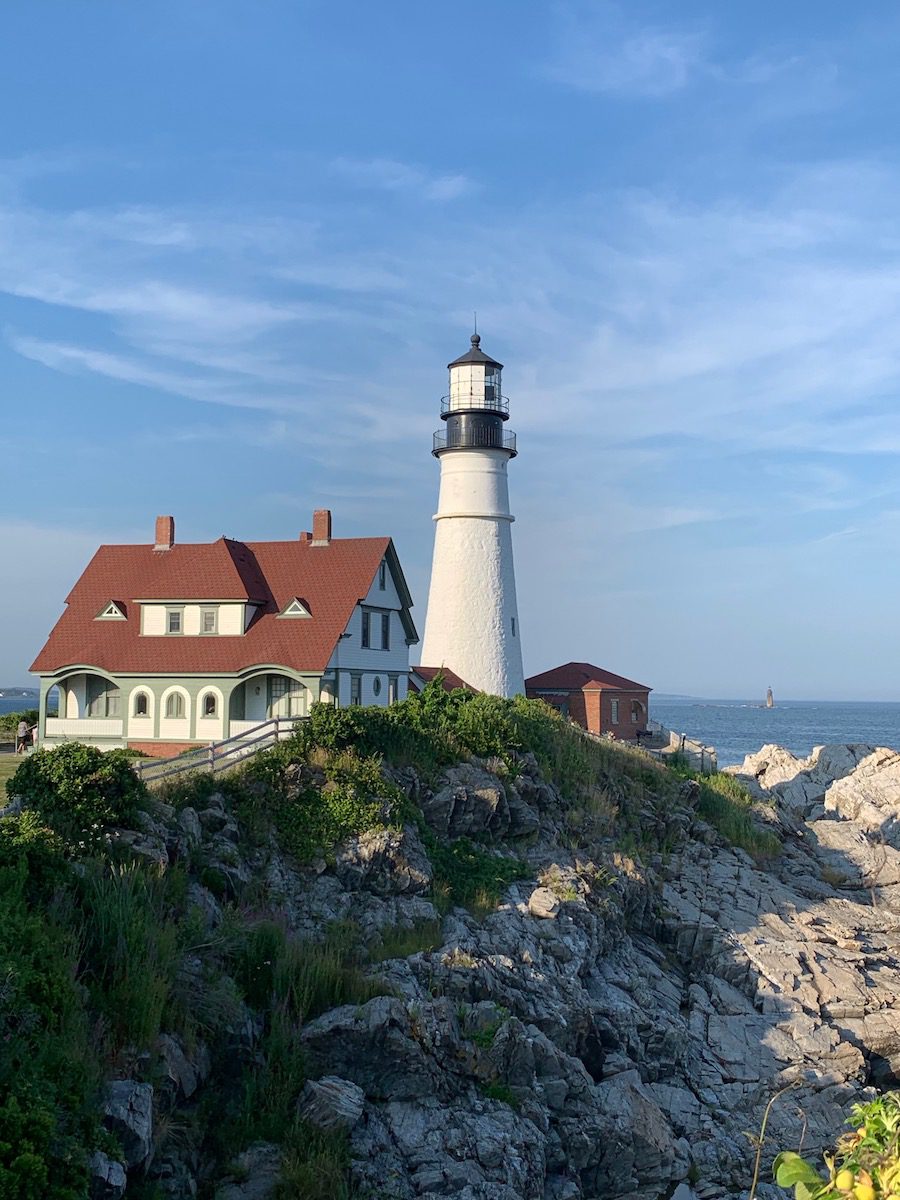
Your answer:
420;333;525;697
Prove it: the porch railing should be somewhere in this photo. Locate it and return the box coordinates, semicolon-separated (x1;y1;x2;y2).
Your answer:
45;717;124;738
134;716;302;786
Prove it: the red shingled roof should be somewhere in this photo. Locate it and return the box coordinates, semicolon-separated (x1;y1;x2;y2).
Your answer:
526;661;651;693
410;665;477;693
32;535;405;676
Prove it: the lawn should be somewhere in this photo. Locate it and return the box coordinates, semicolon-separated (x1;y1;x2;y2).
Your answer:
0;755;19;801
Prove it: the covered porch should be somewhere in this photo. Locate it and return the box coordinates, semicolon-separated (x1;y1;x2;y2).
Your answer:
227;669;321;737
41;669;126;747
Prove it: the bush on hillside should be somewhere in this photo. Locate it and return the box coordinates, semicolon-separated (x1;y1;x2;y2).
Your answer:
238;745;408;863
0;812;68;898
0;831;96;1199
10;743;146;846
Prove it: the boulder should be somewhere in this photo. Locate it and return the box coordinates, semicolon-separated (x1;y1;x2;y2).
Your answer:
103;1080;153;1168
157;1033;199;1101
334;825;432;896
88;1151;127;1199
528;887;561;920
297;1076;365;1131
214;1142;281;1200
423;763;538;840
177;806;203;847
300;996;455;1100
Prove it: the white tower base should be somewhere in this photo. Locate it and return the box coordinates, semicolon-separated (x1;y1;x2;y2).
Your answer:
420;447;525;697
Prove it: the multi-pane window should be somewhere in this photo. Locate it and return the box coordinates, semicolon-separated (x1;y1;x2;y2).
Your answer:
361;612;371;648
379;561;387;590
268;677;304;718
381;613;390;651
610;699;620;724
87;677;120;718
350;675;362;705
201;608;217;634
167;608;182;634
165;692;185;719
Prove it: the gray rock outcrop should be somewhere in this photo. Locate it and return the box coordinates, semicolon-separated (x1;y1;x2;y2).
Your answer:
102;1081;153;1168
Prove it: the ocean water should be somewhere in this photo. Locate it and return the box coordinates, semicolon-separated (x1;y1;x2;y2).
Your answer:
0;696;38;717
651;699;900;769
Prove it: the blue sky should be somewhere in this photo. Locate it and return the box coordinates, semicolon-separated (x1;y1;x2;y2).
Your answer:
3;0;900;699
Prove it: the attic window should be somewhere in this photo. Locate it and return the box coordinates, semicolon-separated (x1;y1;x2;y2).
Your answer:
379;561;387;590
278;598;311;619
96;601;126;621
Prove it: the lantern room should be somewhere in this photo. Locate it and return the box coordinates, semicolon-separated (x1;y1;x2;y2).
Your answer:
443;333;508;415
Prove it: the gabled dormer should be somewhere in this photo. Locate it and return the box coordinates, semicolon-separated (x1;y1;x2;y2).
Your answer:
278;597;312;619
95;600;127;621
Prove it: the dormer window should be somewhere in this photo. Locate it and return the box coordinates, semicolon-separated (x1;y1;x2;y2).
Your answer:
201;607;217;634
278;598;311;619
166;608;183;634
96;601;126;621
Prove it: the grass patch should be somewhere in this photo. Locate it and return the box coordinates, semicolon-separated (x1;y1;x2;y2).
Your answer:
479;1081;520;1109
667;762;781;860
224;917;386;1022
369;917;443;963
426;835;530;915
0;756;18;801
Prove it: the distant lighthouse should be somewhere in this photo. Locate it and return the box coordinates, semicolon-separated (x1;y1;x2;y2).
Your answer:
420;333;525;697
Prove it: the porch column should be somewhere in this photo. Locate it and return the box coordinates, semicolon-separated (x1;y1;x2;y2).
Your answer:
38;678;54;744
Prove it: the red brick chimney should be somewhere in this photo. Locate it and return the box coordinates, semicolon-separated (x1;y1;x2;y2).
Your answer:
312;509;332;546
298;531;312;543
154;515;175;551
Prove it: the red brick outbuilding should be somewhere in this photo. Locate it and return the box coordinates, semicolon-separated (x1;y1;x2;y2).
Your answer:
525;661;651;741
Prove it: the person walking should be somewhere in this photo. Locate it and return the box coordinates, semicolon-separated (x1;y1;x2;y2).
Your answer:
15;719;27;754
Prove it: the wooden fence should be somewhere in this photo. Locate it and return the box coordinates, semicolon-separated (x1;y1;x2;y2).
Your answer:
134;716;301;786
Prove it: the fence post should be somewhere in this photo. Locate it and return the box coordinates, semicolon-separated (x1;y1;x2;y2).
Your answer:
208;742;215;773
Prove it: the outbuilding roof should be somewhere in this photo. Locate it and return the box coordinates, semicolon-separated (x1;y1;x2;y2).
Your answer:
31;530;416;677
526;661;651;693
409;665;477;693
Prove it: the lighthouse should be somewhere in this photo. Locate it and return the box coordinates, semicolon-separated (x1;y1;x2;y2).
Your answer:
420;333;525;697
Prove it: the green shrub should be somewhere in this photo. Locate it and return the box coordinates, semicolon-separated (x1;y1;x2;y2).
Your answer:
238;746;407;863
10;743;146;847
0;812;68;898
0;852;97;1198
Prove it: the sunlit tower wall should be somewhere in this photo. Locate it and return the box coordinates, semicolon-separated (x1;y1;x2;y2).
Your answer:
420;334;525;697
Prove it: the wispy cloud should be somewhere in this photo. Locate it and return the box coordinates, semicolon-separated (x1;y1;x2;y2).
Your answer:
331;157;474;201
543;3;707;97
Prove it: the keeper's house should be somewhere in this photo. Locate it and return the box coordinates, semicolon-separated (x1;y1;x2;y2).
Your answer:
525;661;651;741
31;511;417;756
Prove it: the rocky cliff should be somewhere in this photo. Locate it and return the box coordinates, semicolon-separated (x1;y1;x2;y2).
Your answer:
7;710;900;1200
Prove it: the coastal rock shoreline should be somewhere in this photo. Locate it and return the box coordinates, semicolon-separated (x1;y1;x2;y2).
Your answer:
28;737;900;1199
